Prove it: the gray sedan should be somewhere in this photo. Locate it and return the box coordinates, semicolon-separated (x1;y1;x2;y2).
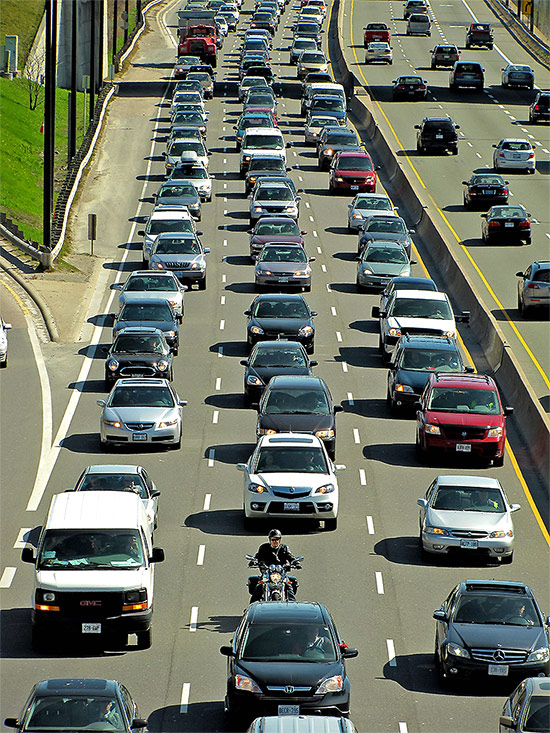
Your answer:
358;214;415;257
97;378;186;450
255;243;314;291
516;261;550;317
152;182;202;220
501;63;534;89
111;271;187;320
149;233;209;290
417;475;520;563
356;241;413;291
347;193;397;232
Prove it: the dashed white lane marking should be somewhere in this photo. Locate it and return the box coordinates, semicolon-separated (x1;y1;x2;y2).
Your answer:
224;197;227;203
353;428;360;443
220;296;225;305
366;515;375;533
224;209;228;216
208;450;215;467
527;134;535;139
222;274;226;283
223;158;227;164
331;307;337;316
14;529;31;549
347;392;354;404
546;233;550;240
375;571;384;594
309;215;314;222
305;202;310;208
0;567;16;588
521;128;528;133
359;469;366;486
476;152;482;158
399;724;409;733
341;361;348;372
467;142;473;147
298;175;303;181
215;377;222;391
204;493;212;508
180;683;190;713
321;264;327;272
197;545;205;566
220;320;225;330
317;246;322;254
336;331;342;342
387;639;397;666
213;411;219;424
313;230;318;237
543;148;550;154
189;606;198;632
293;150;297;157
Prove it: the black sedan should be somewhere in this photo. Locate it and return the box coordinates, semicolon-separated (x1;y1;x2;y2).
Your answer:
481;205;532;244
253;374;342;458
392;75;428;100
4;678;147;732
113;298;180;354
220;602;358;723
245;294;317;353
462;173;509;208
104;327;173;390
241;340;317;404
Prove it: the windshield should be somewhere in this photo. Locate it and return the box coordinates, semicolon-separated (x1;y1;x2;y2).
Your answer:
255;446;328;473
125;276;177;292
77;473;148;498
147;220;192;235
241;116;271;129
109;385;175;408
389;297;452;319
244;134;283;149
453;596;539;626
154;238;200;255
301;53;325;63
256;220;299;235
399;348;461;371
119;302;173;320
23;695;126;732
253;299;309;319
256;187;293;201
365;219;406;233
240;623;337;661
523;697;550;732
186;73;211;84
432;485;505;513
260;247;306;262
356;197;391;211
38;530;145;570
364;247;407;264
252;347;307;368
338;156;373;171
112;334;165;353
264;387;329;414
427;387;500;413
158;184;197;198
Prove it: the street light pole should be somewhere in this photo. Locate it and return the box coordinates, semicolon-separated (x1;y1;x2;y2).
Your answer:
43;0;52;252
90;0;96;122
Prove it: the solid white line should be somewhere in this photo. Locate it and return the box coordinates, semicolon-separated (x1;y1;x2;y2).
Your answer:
204;493;212;509
14;529;31;549
197;545;205;565
180;683;190;713
387;639;397;666
375;571;384;594
221;296;225;305
341;361;348;372
220;320;225;330
189;606;198;632
213;411;219;424
353;428;360;444
208;450;215;467
347;392;354;404
359;469;366;485
366;515;374;533
0;567;17;588
216;377;222;391
331;307;337;316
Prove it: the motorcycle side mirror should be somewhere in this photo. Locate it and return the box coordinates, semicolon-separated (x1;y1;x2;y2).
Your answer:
220;645;234;657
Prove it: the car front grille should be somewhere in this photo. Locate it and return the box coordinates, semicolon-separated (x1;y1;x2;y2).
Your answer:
450;529;489;538
125;422;155;430
271;486;311;498
470;647;528;664
164;261;191;269
119;366;158;378
441;425;488;440
57;592;123;618
401;327;445;337
265;685;314;695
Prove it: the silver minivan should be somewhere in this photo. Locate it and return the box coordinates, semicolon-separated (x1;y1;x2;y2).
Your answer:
407;13;431;35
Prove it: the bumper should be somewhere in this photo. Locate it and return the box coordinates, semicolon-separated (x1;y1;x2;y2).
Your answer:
32;608;152;637
485;229;531;242
245;496;338;519
255;275;311;289
331;178;376;193
357;272;392;290
441;654;549;681
100;424;180;446
226;686;350;718
422;434;505;459
248;332;314;351
496;159;535;170
421;532;514;559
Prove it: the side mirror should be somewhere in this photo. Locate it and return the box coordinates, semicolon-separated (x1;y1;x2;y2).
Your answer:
371;306;380;318
414;124;421;129
151;490;161;498
433;610;447;622
309;360;318;366
251;402;260;411
131;720;148;730
410;260;417;265
334;464;346;470
151;547;165;563
220;645;234;657
236;463;247;471
138;230;145;236
492;144;497;148
459;311;470;323
340;646;358;658
309;257;316;262
204;247;211;254
4;720;18;729
455;124;460;129
515;271;525;278
97;400;106;407
417;498;428;508
465;366;475;373
510;503;521;512
244;309;252;316
21;547;34;564
414;401;422;411
311;311;318;317
286;142;291;148
178;400;188;406
300;230;308;235
240;360;249;366
499;717;515;730
480;213;487;218
504;406;514;416
334;404;344;413
197;230;204;235
461;180;468;185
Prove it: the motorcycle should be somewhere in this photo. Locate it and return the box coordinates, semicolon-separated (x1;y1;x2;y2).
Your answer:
245;554;303;602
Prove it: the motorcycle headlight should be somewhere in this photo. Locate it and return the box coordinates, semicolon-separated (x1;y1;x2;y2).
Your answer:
395;384;414;393
316;675;343;694
447;642;470;659
314;483;335;494
298;325;313;337
107;359;119;371
528;647;550;663
488;427;503;437
248;483;268;493
388;328;401;337
246;375;263;386
425;424;441;435
158;418;178;428
156;359;170;371
235;674;261;692
269;572;282;583
315;429;334;439
250;326;264;335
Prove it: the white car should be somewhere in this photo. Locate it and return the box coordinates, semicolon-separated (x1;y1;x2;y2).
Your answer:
240;127;287;176
493;138;536;173
417;475;520;562
237;433;345;529
347;193;398;231
0;317;12;368
139;207;198;264
365;41;393;64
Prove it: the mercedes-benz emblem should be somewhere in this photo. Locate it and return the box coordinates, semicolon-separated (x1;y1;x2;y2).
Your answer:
493;649;506;662
284;686;294;694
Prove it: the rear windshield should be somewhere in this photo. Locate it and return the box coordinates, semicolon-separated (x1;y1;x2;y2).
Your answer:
489;206;526;218
338;155;373;171
435;46;456;53
456;63;482;72
424;120;454;132
410;14;429;21
501;141;531;151
533;269;550;283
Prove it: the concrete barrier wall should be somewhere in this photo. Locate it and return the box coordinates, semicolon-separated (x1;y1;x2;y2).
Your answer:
331;0;549;481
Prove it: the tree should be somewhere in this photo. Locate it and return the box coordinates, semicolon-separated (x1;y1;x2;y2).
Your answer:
24;51;45;111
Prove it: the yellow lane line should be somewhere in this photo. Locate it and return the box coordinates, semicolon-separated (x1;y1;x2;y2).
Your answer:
1;279;30;316
343;0;548;542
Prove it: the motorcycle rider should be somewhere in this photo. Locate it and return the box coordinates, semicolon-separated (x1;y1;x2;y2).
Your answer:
249;529;301;602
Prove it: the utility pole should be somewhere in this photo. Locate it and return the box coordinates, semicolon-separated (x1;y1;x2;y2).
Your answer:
68;0;77;163
113;0;118;60
90;0;96;122
124;0;129;45
43;0;53;251
50;0;57;209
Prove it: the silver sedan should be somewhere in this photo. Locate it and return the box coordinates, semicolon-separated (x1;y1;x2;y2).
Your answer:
501;63;534;89
418;475;520;563
254;243;314;291
98;378;186;450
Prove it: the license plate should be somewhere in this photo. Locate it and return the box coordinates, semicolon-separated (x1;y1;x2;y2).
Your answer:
435;134;443;139
278;705;300;716
82;623;101;634
513;154;520;159
489;664;508;676
278;277;289;282
460;539;478;549
133;433;148;441
284;502;300;511
443;55;450;58
456;443;471;452
504;222;514;227
408;90;415;94
483;190;493;195
350;185;359;191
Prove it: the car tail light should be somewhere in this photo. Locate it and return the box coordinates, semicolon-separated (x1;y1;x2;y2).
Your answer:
397;85;404;90
518;220;530;228
527;283;540;289
534;105;540;110
419;85;426;90
488;220;500;227
502;189;509;195
499;152;506;157
528;152;535;158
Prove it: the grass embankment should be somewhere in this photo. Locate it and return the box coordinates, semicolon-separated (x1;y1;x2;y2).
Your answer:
0;0;44;70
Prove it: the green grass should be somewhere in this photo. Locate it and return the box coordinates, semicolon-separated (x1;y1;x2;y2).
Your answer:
0;76;85;244
0;0;45;71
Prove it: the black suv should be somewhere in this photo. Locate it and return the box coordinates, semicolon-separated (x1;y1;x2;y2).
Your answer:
415;117;460;155
434;580;550;685
387;334;470;414
529;92;550;124
317;127;361;170
430;44;459;68
254;375;343;458
104;327;173;390
220;601;358;722
449;61;484;92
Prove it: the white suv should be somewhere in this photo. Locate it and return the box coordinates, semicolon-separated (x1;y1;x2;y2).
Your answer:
139;207;199;265
240;127;287;176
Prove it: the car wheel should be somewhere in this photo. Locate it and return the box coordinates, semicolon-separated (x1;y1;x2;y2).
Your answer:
198;275;207;290
243;515;255;531
173;430;182;450
465;42;471;48
136;628;152;650
324;518;337;531
0;358;6;368
493;454;504;467
500;551;513;564
451;146;458;155
415;434;427;463
463;195;469;208
431;62;436;69
416;142;424;154
172;345;179;356
306;340;314;355
449;83;457;92
528;168;535;175
104;378;113;391
303;284;311;292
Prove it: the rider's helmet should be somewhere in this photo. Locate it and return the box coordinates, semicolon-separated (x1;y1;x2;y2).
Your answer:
268;528;282;542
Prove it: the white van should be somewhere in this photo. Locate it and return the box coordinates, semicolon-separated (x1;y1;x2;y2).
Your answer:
301;82;346;115
22;491;165;651
240;128;288;176
407;13;431;35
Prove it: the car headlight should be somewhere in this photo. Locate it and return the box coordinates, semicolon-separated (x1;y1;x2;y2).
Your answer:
257;428;276;435
315;429;334;439
335;176;344;182
189;202;200;210
235;674;261;692
361;268;373;275
158;418;178;428
243;155;251;162
249;176;257;183
425;424;441;435
107;359;119;371
527;647;550;663
165;330;176;338
152;262;165;269
325;148;333;156
246;375;263;386
156;359;170;371
190;261;205;270
425;526;449;536
316;675;343;693
352;213;363;220
258;268;272;276
103;419;122;428
166;161;173;168
395;384;414;393
298;325;314;337
314;483;335;494
253;206;263;213
489;530;510;538
42;592;56;602
169;300;179;309
388;328;401;337
447;642;470;659
250;326;264;335
284;206;297;214
294;269;310;277
248;483;268;493
443;329;456;338
488;427;503;437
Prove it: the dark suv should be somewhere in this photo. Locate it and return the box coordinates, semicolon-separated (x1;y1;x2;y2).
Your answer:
415;372;513;466
317;127;361;170
449;61;485;92
104;327;173;390
529;92;550;124
434;580;550;685
415;117;460;155
387;334;470;414
430;44;459;68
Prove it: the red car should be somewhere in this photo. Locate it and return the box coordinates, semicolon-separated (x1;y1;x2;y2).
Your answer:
363;22;391;48
328;150;377;193
415;372;513;466
248;216;307;259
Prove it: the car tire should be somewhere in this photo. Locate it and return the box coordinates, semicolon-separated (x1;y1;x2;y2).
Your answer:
493;454;504;467
500;552;513;564
0;358;6;368
416;142;424;154
416;435;427;463
449;83;457;92
451;146;458;155
243;516;255;531
324;518;337;531
136;628;152;650
431;62;436;70
198;275;207;291
104;378;113;392
306;340;314;355
527;168;535;174
303;284;311;292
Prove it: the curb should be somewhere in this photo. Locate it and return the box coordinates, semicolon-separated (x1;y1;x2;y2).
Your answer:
0;261;59;342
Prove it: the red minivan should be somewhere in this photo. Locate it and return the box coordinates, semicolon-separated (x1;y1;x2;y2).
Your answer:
328;151;377;194
415;372;513;466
